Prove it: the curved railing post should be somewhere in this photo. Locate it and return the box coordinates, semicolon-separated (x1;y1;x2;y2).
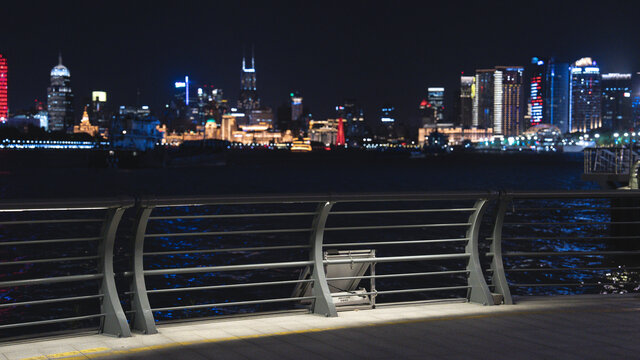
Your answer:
131;206;158;334
98;207;132;337
309;201;337;317
465;199;495;305
490;197;513;304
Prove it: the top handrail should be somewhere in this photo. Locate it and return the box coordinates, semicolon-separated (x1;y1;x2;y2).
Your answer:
138;191;500;207
503;189;640;199
0;197;135;211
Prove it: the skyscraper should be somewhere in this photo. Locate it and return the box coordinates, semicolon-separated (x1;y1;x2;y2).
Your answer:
546;59;570;133
528;58;545;127
601;73;633;131
290;92;303;123
495;66;524;136
428;88;445;124
238;49;259;112
89;91;109;136
633;73;640;128
569;57;601;132
47;54;74;132
460;76;474;128
0;54;7;122
473;69;495;129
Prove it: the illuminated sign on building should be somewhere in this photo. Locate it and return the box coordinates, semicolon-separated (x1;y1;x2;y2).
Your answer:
91;91;107;102
530;75;543;125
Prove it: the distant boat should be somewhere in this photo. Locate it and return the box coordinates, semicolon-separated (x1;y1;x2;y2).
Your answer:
562;141;596;153
291;138;312;152
409;151;426;159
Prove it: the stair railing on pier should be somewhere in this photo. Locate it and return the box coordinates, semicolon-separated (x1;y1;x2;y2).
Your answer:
584;147;640;175
0;198;134;339
488;190;640;304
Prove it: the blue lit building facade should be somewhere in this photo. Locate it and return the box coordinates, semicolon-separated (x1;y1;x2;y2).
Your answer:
569;57;601;133
526;57;570;134
546;60;570;134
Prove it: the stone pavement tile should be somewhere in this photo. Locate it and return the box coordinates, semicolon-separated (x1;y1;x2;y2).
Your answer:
190;340;253;360
399;321;499;358
325;326;427;359
240;335;309;360
278;332;365;359
2;348;46;360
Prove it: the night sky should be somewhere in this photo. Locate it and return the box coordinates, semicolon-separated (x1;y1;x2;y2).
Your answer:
2;1;639;124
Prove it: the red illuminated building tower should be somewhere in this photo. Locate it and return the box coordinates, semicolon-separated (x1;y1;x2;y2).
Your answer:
336;118;345;146
0;54;7;122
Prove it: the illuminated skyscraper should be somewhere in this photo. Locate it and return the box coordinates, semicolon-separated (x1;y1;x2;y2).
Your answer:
290;92;303;122
428;87;445;124
601;73;632;131
47;54;74;132
473;69;495;129
89;91;109;136
546;60;570;133
0;54;7;122
472;67;524;136
238;49;259;112
569;57;601;132
528;58;545;126
495;66;524;136
460;76;474;128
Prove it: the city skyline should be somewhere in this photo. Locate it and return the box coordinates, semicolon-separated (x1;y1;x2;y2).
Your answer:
1;1;639;124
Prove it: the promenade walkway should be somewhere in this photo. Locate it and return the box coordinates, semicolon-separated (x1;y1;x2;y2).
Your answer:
2;294;639;360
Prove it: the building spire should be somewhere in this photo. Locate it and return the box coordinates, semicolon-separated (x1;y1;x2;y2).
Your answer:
58;51;63;65
242;46;246;71
251;44;255;69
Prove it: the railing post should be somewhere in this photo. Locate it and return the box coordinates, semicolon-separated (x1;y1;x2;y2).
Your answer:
465;199;494;305
309;201;337;317
98;207;132;337
490;197;513;304
130;206;158;334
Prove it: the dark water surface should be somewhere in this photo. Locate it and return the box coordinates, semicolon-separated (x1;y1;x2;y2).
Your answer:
0;151;597;199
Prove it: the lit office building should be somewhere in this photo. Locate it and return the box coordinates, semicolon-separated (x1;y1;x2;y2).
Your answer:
47;54;74;132
473;69;495;130
546;60;570;133
631;73;640;129
525;57;571;133
338;99;365;139
0;54;7;123
460;76;474;128
238;51;259;112
569;57;602;132
291;92;303;122
428;87;445;124
528;58;545;126
495;66;524;136
601;73;633;131
89;91;109;137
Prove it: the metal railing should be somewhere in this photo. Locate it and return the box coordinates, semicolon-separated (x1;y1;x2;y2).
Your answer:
0;198;134;338
129;192;496;334
488;190;640;304
584;147;640;175
1;190;639;341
